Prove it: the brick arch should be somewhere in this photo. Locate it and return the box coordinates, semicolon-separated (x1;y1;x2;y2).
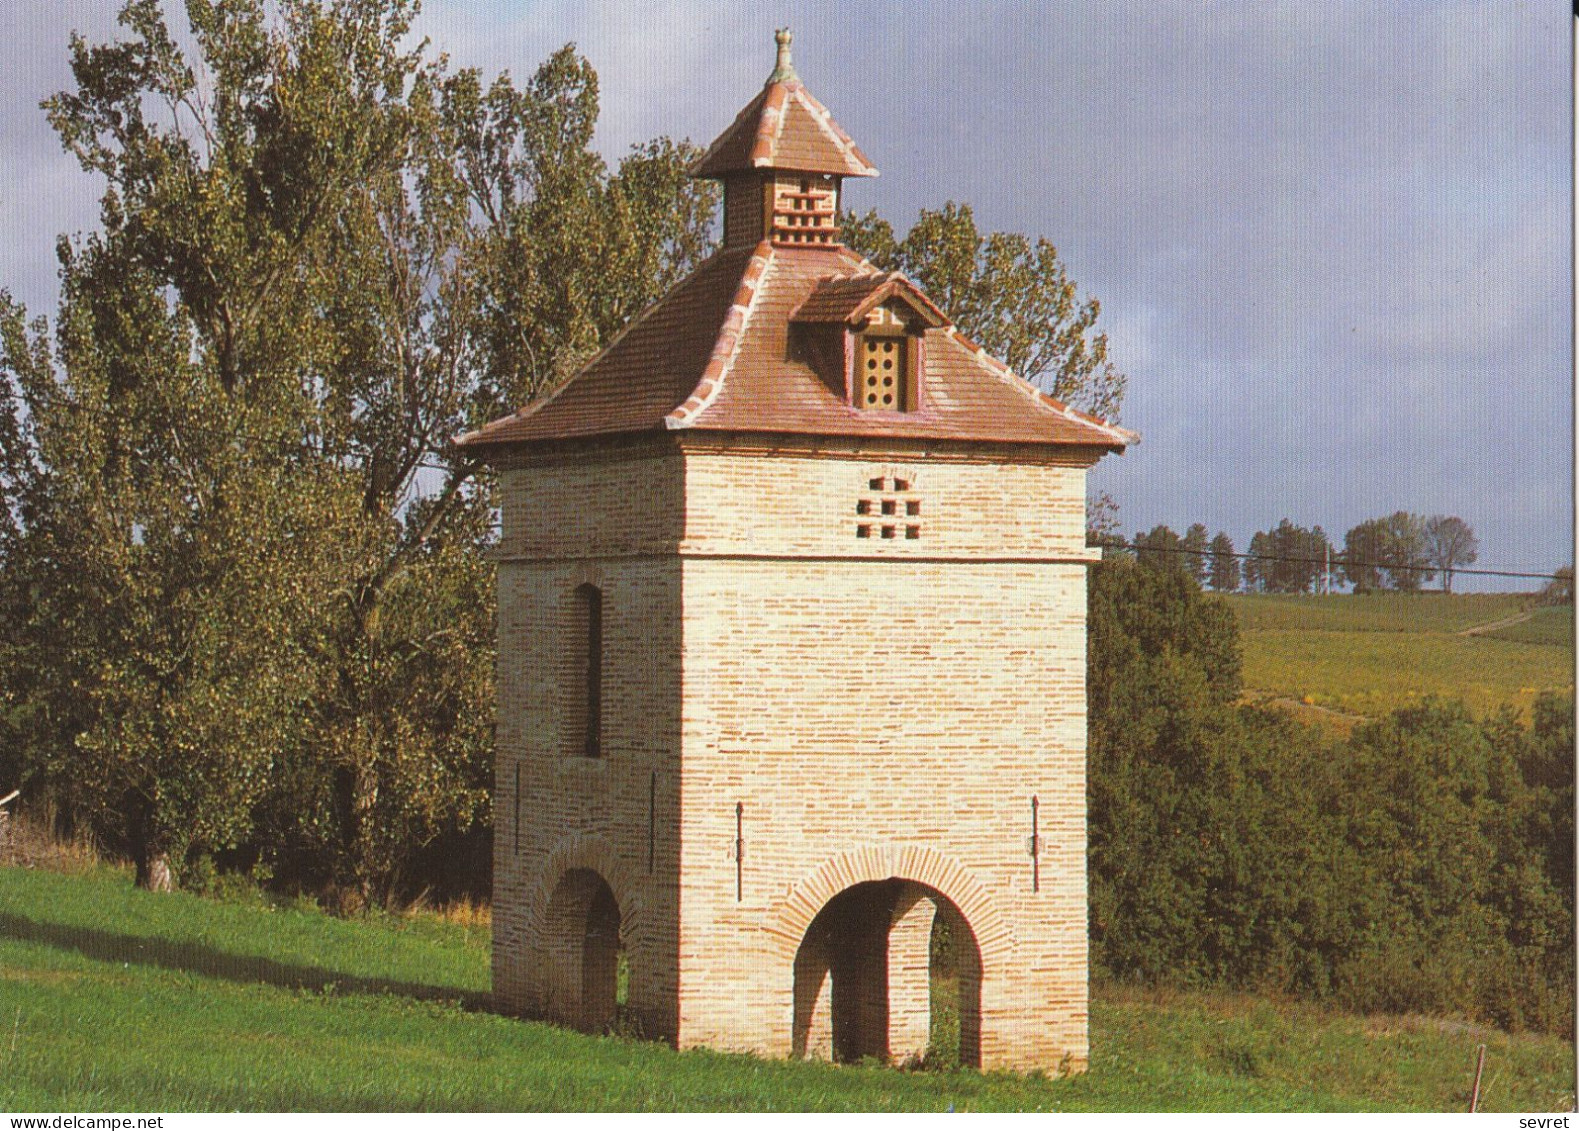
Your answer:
525;831;646;949
763;844;1013;969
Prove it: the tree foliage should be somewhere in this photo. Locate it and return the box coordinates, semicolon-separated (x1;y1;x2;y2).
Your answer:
1088;559;1574;1034
1424;515;1478;593
1;0;715;899
842;202;1125;421
1207;531;1239;592
1182;523;1210;587
1342;512;1434;592
1240;519;1330;594
1132;524;1185;575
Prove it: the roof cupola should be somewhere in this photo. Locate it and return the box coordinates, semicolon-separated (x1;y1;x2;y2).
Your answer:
692;30;877;250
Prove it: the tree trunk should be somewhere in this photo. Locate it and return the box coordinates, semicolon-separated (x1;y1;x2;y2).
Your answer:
130;797;174;891
136;850;174;892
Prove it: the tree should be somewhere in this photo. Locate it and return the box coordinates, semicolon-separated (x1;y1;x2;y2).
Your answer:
1244;530;1272;592
1340;518;1387;592
5;1;715;897
1085;491;1123;551
1182;523;1210;587
842;202;1125;421
1269;519;1330;594
1343;512;1433;592
1134;524;1185;574
1540;566;1573;606
1208;531;1240;592
1240;519;1329;594
1424;515;1478;593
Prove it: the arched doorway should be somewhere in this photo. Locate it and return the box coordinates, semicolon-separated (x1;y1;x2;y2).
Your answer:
791;879;982;1066
541;868;625;1033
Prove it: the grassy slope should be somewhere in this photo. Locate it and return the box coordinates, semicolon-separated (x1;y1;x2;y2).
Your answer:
1;866;1572;1113
1226;593;1574;720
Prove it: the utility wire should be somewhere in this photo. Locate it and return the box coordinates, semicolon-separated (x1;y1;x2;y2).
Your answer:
4;390;1565;584
1101;537;1567;584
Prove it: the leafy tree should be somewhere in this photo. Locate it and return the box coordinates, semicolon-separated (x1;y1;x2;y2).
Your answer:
1340;518;1386;592
1539;566;1573;606
1085;491;1123;550
1088;556;1575;1031
1208;531;1240;592
1182;523;1210;587
1269;519;1330;594
1342;512;1433;592
1242;519;1330;594
1133;524;1186;575
1244;530;1272;592
1424;515;1478;593
842;202;1124;421
5;0;715;898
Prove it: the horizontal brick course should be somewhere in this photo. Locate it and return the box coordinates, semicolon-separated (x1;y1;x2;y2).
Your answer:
492;438;1093;1073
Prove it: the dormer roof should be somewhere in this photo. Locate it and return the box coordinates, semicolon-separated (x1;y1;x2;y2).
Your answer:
792;272;948;328
690;31;877;180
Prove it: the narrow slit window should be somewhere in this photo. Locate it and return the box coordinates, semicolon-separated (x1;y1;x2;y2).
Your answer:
573;583;603;758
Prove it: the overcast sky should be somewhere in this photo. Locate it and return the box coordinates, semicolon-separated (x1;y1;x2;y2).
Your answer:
2;2;1571;589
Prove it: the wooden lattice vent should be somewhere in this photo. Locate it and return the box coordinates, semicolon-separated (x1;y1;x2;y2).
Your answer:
771;175;839;246
855;303;913;411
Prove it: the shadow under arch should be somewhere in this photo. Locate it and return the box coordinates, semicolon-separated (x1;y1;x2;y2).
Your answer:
541;867;624;1033
791;878;983;1067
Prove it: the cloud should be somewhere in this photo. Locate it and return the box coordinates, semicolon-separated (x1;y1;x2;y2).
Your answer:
1;1;1568;587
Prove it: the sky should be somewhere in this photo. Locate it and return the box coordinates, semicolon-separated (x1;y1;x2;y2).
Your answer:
1;1;1572;590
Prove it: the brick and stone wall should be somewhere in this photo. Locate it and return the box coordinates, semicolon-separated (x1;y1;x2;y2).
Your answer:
491;434;1097;1071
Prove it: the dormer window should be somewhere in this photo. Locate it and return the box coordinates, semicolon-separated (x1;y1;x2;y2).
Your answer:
791;273;948;413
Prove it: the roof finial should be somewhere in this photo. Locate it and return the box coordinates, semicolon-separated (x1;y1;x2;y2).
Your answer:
771;28;796;82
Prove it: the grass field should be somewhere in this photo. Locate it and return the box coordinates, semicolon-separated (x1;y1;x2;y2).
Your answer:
1225;593;1574;722
0;865;1572;1113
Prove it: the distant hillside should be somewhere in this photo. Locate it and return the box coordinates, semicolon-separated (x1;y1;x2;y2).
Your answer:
1224;592;1574;724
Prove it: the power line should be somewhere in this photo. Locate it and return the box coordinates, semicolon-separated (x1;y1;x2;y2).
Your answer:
1101;537;1566;584
3;390;1564;584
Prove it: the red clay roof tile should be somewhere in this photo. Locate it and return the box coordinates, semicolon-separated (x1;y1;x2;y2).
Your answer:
792;273;948;327
691;79;877;179
457;243;1133;453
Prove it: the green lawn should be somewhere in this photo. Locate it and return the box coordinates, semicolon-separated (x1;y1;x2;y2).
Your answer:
0;866;1572;1112
1226;593;1574;720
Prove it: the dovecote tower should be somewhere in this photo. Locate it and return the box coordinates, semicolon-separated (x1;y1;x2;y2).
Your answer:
458;30;1132;1073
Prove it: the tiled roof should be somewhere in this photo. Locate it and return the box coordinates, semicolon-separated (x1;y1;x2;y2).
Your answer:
457;243;1134;453
455;246;762;446
691;78;877;179
792;273;948;327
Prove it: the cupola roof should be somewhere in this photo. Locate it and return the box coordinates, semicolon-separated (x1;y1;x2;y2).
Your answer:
690;29;877;180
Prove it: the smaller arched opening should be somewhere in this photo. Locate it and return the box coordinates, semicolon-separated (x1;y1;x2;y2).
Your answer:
792;879;982;1067
541;867;626;1033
